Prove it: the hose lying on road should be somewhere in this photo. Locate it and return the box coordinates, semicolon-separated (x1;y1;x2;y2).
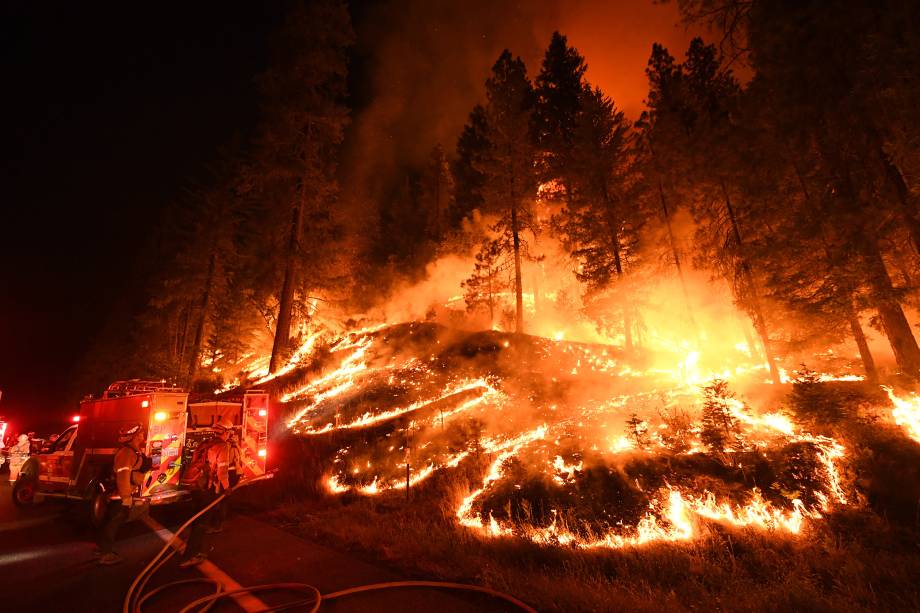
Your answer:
123;474;537;613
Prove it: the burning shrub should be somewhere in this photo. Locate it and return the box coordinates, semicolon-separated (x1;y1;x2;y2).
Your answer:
700;379;743;464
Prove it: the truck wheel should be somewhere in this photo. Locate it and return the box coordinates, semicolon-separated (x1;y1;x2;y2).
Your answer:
89;486;110;528
12;475;36;507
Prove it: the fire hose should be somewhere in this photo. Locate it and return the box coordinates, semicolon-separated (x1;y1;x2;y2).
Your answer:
123;473;537;613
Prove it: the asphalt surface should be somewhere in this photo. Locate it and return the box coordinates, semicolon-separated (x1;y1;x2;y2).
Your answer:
0;472;522;612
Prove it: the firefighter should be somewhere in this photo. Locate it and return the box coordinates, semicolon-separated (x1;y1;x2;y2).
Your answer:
97;423;149;566
8;433;31;482
212;429;245;531
179;418;233;568
227;430;243;488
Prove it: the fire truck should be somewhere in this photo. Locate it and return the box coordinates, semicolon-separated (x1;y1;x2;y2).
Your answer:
12;380;270;526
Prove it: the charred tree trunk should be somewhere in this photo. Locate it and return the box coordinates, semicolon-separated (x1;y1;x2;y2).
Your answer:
721;182;782;385
793;160;879;381
845;300;878;384
185;251;217;386
487;269;495;327
434;164;442;240
177;304;192;381
881;152;920;258
603;191;633;350
861;241;920;379
511;202;524;334
269;189;305;374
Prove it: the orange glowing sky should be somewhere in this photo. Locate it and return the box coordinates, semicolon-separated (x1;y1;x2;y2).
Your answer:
552;0;704;117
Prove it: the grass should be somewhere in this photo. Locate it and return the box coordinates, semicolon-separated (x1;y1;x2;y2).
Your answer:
240;380;920;612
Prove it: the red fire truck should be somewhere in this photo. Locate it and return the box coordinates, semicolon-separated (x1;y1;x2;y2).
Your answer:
12;380;270;526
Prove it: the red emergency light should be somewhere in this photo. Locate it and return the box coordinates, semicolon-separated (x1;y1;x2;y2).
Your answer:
258;448;267;458
258;409;267;417
72;415;81;423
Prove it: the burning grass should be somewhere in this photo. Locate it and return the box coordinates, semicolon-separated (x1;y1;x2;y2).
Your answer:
244;323;920;610
272;324;853;543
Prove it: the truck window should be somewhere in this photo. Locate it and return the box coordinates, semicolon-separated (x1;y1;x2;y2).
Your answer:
52;426;77;452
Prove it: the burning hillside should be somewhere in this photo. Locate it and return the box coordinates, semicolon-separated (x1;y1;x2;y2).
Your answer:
259;322;864;549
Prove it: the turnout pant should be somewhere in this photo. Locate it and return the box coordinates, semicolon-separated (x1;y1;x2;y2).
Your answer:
99;505;130;554
98;502;148;553
182;489;224;560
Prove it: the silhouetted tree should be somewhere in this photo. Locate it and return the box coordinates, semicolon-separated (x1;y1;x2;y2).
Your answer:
533;31;588;200
253;0;353;373
450;105;489;229
476;50;538;333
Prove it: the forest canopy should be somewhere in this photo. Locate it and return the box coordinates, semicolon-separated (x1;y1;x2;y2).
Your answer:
79;0;920;395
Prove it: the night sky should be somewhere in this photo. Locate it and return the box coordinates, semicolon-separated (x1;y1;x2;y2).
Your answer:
1;3;280;431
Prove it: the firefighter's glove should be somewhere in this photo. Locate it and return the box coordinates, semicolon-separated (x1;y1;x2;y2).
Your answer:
121;495;133;507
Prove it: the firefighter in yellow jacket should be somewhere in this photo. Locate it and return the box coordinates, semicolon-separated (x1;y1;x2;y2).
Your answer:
97;423;149;565
179;418;233;568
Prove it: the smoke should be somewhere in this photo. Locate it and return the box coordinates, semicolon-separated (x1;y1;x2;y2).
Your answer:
340;0;699;234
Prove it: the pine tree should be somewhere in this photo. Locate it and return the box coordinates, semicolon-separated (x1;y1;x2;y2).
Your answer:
533;31;588;196
252;0;353;373
700;379;740;464
553;83;640;347
635;43;702;345
417;144;453;241
625;412;649;447
449;105;489;228
477;50;539;334
461;238;510;326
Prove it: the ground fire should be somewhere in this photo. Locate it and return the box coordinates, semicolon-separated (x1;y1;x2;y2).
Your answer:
231;314;877;550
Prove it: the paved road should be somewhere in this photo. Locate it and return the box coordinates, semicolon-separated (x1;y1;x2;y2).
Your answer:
0;474;522;612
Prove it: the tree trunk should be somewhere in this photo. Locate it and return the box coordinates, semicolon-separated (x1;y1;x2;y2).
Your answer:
511;203;524;334
269;192;305;374
177;304;191;381
880;151;920;258
434;164;442;240
487;269;494;327
721;182;782;384
185;251;217;386
793;159;878;382
845;300;878;384
861;241;920;378
603;192;633;350
658;179;701;346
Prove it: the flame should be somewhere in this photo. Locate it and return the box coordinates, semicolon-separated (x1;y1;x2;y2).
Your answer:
271;319;858;551
882;386;920;443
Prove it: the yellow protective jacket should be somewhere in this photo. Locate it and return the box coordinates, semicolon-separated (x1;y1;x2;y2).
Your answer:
207;441;232;493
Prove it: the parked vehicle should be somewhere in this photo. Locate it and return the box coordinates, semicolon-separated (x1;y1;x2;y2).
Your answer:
12;380;271;526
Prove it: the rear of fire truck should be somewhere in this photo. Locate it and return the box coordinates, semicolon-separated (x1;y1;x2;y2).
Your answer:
185;390;270;478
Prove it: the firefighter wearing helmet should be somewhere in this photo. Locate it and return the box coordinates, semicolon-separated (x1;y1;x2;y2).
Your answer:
179;417;234;568
8;433;31;482
97;423;150;565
